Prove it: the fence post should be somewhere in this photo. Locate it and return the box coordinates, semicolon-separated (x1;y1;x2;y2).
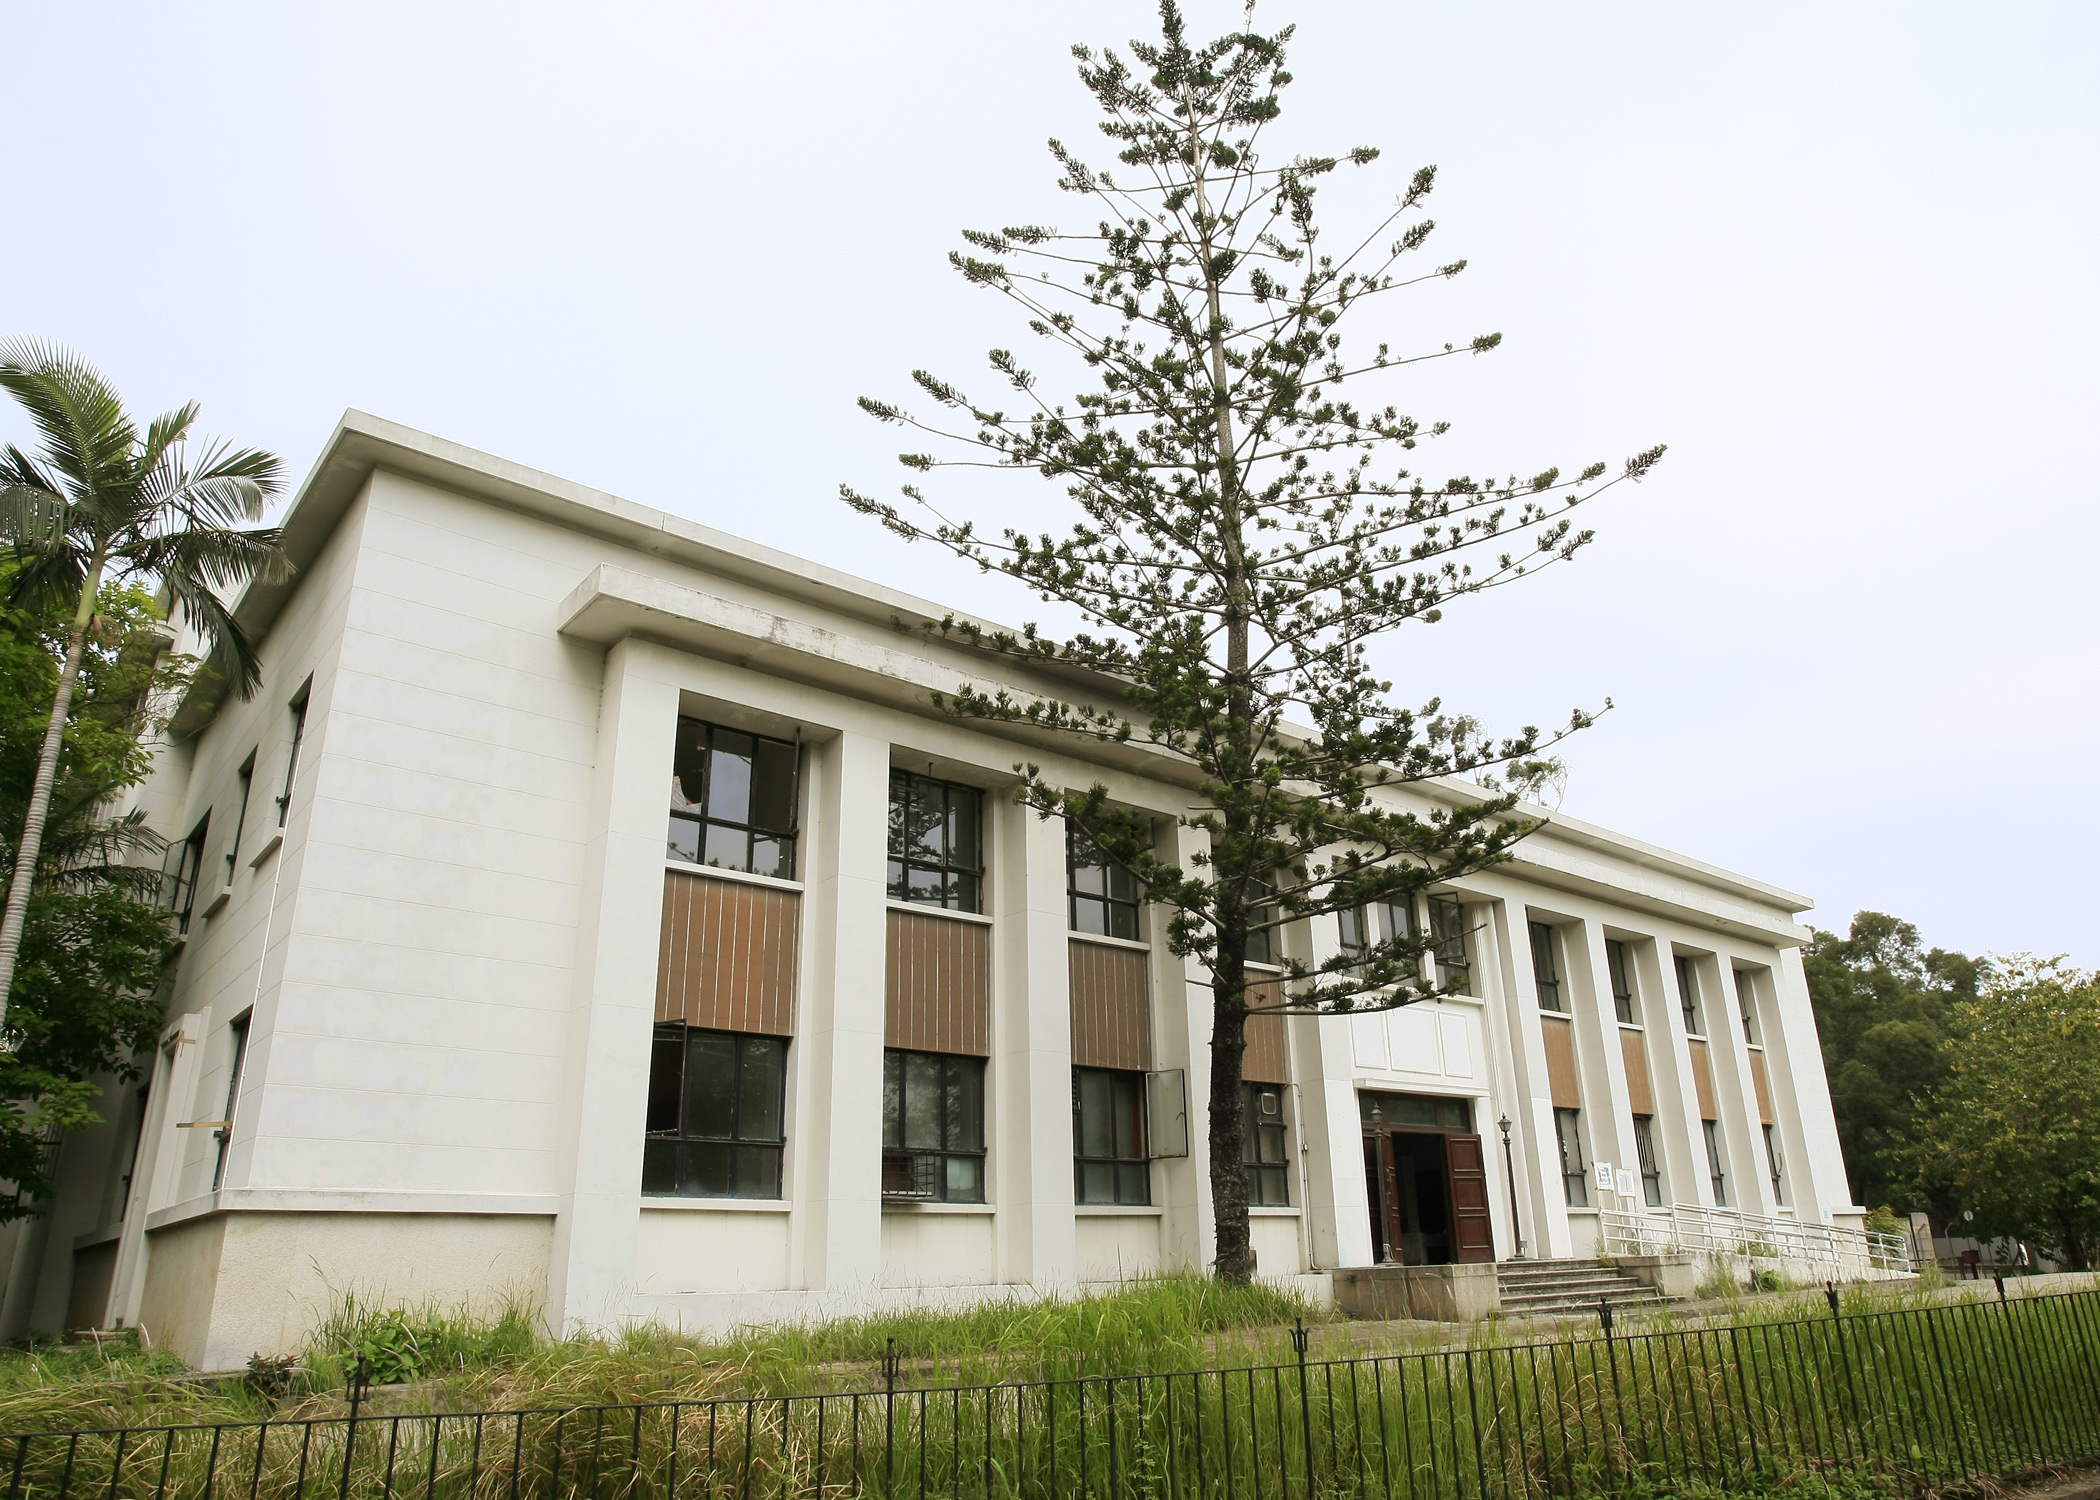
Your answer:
339;1355;369;1500
1291;1318;1313;1500
882;1336;901;1499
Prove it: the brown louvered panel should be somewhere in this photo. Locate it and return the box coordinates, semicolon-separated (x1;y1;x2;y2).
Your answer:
1620;1029;1655;1116
885;908;992;1057
1748;1049;1776;1125
655;870;800;1035
1242;977;1289;1084
1068;938;1152;1071
1541;1016;1581;1108
1688;1039;1718;1121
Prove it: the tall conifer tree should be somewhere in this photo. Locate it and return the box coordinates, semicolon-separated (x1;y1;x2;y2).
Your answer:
846;4;1662;1280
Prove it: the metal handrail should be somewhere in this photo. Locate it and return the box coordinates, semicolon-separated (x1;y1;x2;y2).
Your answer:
1600;1201;1914;1276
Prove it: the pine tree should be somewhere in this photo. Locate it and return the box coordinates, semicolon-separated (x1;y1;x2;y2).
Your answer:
845;4;1662;1281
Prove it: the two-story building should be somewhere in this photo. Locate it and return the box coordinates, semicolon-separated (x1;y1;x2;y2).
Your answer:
0;413;1864;1368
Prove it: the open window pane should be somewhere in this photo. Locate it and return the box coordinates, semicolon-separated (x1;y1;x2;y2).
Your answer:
645;1026;790;1200
750;739;797;832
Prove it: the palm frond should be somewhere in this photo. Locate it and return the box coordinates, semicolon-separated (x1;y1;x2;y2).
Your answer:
162;564;265;697
0;483;72;550
0;341;134;500
138;435;283;527
2;547;89;617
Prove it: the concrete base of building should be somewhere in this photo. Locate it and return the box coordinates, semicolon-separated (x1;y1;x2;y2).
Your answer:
1613;1253;1699;1300
1331;1263;1501;1322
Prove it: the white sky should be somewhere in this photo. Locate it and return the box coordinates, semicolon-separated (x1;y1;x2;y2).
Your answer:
7;3;2094;967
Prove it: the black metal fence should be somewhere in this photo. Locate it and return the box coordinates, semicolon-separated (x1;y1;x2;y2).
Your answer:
6;1285;2100;1499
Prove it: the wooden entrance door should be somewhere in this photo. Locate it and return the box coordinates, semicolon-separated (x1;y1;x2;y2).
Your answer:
1447;1132;1494;1263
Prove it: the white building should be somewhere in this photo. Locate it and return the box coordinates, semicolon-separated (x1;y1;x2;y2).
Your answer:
0;414;1865;1368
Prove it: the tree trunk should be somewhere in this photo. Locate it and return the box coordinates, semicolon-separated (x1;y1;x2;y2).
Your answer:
0;554;105;1034
1210;932;1254;1283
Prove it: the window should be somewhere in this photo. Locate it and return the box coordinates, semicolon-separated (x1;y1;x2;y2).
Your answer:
670;719;800;879
1734;970;1761;1044
1073;1066;1148;1204
643;1027;788;1199
1632;1114;1664;1207
1530;922;1563;1012
1243;1082;1290;1206
1358;1092;1472;1130
1337;905;1370;974
1703;1119;1727;1206
276;689;308;829
165;816;209;935
1763;1124;1785;1205
1066;820;1137;937
1675;955;1704;1036
212;1016;250;1191
889;770;983;912
1244;881;1279;966
1555;1107;1588;1207
882;1050;986;1202
1428;894;1471;995
1607;939;1638;1025
224;752;256;888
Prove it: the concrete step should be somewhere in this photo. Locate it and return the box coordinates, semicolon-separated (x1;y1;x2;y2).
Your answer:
1500;1284;1665;1306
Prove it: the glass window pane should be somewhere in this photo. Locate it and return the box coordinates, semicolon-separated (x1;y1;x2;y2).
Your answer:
738;1037;786;1142
750;739;796;832
683;1033;737;1140
1078;1070;1113;1157
1109;902;1139;941
883;1051;903;1149
734;1143;782;1199
671;720;707;814
887;859;908;903
953;873;980;915
752;837;792;881
1073;896;1107;935
1072;859;1105;897
1107;863;1138;903
1113;1073;1144;1159
641;1139;679;1195
686;1142;734;1197
703;822;749;872
947;1059;984;1151
1079;1160;1114;1204
667;816;701;864
904;1053;942;1149
944;1155;983;1202
908;866;943;904
888;773;908;858
710;731;755;824
1117;1163;1149;1205
913;780;946;860
646;1033;683;1135
949;786;980;871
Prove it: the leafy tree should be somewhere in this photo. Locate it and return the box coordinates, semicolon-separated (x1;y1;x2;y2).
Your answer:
845;6;1662;1280
1802;911;1978;1213
0;340;288;1035
0;577;192;1211
1903;956;2100;1270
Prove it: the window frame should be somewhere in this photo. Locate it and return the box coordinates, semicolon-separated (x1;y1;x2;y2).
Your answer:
1072;1065;1150;1205
1337;905;1370;974
166;816;210;935
1631;1113;1664;1208
275;687;309;830
1428;894;1471;995
881;1048;987;1203
668;717;802;881
1241;1081;1290;1206
224;751;256;889
1734;969;1762;1044
1065;820;1140;939
211;1014;250;1191
886;769;985;913
1606;939;1639;1025
1555;1106;1588;1207
1529;921;1563;1012
1675;955;1705;1037
1762;1122;1785;1205
642;1025;789;1200
1703;1119;1727;1206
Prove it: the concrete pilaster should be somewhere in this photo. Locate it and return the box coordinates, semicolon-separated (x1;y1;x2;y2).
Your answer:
1649;944;1712;1208
1767;945;1856;1219
1708;961;1777;1217
1487;898;1574;1258
1569;919;1641;1212
546;638;683;1334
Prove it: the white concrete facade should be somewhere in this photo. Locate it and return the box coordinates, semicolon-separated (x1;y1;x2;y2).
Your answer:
0;414;1861;1368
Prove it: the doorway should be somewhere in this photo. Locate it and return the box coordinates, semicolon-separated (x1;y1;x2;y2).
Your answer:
1360;1090;1494;1265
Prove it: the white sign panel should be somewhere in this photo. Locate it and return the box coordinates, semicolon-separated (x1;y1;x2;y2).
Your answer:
1594;1160;1616;1193
1616;1169;1638;1198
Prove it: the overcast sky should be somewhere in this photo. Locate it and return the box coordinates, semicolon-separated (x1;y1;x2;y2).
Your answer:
7;3;2095;967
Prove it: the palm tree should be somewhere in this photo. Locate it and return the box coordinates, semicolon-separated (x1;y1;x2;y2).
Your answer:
0;341;290;1034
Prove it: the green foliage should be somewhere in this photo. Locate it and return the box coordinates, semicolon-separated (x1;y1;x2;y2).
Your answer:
1803;911;1978;1213
313;1296;539;1387
1863;1204;1906;1238
0;578;187;1208
1904;955;2100;1270
845;3;1660;1281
